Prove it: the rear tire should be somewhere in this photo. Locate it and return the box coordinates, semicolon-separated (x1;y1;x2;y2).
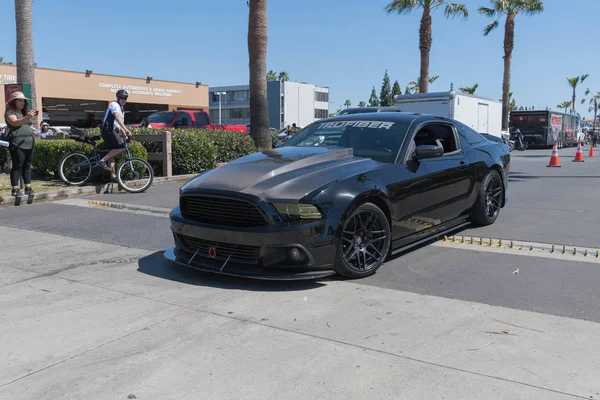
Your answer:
58;152;92;186
335;202;391;279
472;170;503;226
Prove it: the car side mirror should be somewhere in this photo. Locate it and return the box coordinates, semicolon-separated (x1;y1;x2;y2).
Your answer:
414;145;444;160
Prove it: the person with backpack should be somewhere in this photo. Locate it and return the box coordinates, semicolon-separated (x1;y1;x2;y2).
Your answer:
97;89;133;179
3;91;38;197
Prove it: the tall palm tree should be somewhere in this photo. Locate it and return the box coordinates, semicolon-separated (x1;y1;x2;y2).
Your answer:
479;0;543;131
358;101;366;107
584;89;599;132
344;100;352;108
556;101;572;111
278;71;289;82
385;1;467;94
14;0;38;127
567;74;589;112
248;0;271;150
459;83;479;95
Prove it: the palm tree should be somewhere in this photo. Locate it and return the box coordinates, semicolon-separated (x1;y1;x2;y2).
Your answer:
566;74;589;112
344;100;352;108
459;83;479;95
266;70;277;82
479;0;543;131
358;101;366;107
385;0;467;94
14;0;38;127
248;0;271;150
407;75;439;94
585;89;599;132
0;57;14;64
278;71;289;82
556;101;572;111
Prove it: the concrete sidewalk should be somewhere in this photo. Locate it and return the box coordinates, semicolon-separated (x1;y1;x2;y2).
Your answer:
1;225;598;399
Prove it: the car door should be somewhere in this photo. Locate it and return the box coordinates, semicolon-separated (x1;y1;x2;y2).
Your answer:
388;121;474;243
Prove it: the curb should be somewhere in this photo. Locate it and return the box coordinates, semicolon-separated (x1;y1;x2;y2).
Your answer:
0;173;197;208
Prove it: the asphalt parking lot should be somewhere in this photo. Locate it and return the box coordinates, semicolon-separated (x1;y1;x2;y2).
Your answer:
2;145;599;399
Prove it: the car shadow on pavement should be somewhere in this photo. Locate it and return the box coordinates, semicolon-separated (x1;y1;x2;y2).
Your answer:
137;251;330;292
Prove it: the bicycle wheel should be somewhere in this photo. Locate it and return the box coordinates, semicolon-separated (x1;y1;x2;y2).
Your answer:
117;157;154;193
59;152;92;186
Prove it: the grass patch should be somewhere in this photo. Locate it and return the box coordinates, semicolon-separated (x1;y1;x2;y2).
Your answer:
0;174;67;197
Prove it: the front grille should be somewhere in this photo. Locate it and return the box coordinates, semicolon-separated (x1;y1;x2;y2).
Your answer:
180;195;268;227
177;234;260;265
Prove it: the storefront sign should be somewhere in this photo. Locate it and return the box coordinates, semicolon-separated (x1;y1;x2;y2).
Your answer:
0;74;17;85
98;82;181;97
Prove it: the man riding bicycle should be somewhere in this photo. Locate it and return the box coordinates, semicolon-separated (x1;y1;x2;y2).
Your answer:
98;89;133;179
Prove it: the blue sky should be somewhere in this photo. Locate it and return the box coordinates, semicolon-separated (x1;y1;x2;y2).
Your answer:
1;0;598;118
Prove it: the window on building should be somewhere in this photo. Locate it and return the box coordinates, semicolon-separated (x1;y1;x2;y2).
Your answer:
229;108;250;119
314;109;329;119
315;92;329;102
231;91;249;102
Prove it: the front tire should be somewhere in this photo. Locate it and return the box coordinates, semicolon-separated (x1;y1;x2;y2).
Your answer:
472;170;504;226
335;202;391;279
117;157;154;193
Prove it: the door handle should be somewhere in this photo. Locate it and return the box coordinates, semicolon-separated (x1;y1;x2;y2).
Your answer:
459;161;467;169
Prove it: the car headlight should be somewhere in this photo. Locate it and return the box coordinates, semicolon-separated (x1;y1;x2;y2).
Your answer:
273;203;323;221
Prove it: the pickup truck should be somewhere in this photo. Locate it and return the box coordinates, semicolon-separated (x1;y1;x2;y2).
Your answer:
140;110;247;134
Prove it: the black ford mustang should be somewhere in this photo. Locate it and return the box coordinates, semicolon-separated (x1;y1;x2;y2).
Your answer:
165;113;510;280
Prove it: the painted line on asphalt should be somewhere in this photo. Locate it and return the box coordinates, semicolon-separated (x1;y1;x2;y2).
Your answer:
53;198;171;218
433;235;600;264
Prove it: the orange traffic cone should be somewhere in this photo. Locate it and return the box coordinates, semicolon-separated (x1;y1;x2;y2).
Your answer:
589;145;595;158
573;140;585;162
547;141;561;167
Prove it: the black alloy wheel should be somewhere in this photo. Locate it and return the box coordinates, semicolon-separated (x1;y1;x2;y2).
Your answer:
472;170;503;226
335;202;391;279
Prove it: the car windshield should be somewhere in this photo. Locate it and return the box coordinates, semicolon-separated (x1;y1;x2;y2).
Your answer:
283;120;411;163
147;111;176;124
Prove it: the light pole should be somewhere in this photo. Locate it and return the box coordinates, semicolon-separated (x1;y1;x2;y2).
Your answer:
215;92;226;124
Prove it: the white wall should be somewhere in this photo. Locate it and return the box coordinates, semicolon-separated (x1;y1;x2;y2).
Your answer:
453;94;502;136
283;82;323;128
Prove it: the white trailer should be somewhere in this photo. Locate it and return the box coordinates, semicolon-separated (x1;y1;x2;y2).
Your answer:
393;90;503;138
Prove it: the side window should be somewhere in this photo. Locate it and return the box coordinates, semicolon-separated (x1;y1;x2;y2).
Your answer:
194;112;210;127
456;121;485;145
175;113;192;127
413;123;459;154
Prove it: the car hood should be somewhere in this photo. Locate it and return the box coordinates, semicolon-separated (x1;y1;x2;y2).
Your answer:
182;147;385;201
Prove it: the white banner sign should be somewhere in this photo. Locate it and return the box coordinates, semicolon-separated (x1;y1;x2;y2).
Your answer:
98;83;181;97
0;74;17;85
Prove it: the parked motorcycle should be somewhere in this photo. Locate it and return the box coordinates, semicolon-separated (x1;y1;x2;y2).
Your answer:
511;129;528;151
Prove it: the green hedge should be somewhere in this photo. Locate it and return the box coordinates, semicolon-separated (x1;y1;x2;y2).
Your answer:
28;127;258;177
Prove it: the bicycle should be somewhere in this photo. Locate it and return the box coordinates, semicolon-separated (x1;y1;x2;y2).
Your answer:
58;127;154;193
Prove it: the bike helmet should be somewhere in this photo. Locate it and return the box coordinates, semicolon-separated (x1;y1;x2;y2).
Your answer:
116;89;129;99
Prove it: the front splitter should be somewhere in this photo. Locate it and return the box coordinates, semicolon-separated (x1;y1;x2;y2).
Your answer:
164;248;336;281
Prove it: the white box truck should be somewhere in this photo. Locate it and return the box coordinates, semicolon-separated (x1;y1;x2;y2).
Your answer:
394;90;503;138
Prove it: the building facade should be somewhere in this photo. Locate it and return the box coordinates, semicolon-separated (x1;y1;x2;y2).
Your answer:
0;65;208;127
209;81;329;129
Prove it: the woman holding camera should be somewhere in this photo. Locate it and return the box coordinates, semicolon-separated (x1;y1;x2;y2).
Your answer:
4;91;38;197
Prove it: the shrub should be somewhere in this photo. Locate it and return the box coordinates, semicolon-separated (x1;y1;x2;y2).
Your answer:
202;130;257;163
171;131;218;175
